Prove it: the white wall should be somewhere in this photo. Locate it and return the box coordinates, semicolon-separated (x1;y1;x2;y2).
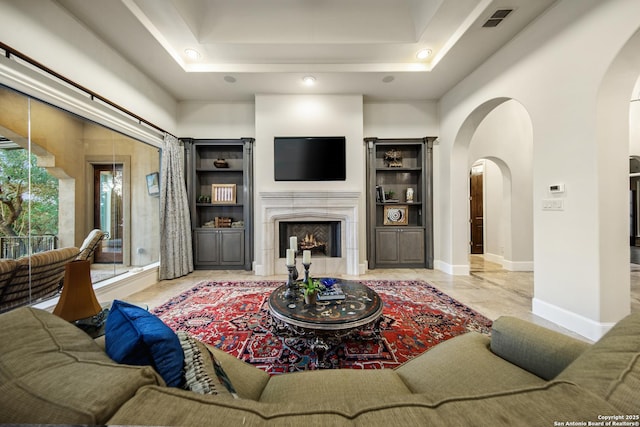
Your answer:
363;101;439;138
253;94;366;272
177;102;255;138
631;77;640;156
438;0;640;339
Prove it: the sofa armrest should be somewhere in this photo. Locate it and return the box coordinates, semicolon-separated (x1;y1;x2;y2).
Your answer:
490;316;590;380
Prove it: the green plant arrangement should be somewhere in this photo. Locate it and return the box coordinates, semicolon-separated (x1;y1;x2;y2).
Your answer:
301;278;325;304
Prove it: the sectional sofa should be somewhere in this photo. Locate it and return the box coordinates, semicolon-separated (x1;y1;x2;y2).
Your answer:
0;305;638;426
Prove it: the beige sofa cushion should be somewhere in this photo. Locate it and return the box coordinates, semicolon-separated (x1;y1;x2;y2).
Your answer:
259;369;412;404
108;381;617;426
396;332;545;399
557;312;640;414
209;345;270;401
0;307;163;425
491;316;590;380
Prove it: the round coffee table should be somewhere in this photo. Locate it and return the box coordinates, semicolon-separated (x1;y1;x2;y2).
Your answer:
267;279;383;367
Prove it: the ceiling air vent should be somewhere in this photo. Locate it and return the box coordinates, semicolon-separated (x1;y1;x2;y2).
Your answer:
482;9;513;28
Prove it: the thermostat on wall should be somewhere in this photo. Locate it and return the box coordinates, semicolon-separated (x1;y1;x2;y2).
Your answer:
549;184;565;193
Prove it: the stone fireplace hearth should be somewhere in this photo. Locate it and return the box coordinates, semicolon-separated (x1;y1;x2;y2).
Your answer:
255;191;361;276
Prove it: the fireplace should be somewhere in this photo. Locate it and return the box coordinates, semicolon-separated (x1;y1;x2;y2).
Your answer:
256;191;362;276
279;221;341;258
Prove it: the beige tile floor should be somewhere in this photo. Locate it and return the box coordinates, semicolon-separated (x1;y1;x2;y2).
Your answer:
125;255;640;343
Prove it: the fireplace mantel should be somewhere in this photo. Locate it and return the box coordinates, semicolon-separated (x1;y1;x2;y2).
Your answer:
255;191;361;276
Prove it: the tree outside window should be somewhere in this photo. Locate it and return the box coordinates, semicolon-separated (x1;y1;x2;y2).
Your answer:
0;148;58;237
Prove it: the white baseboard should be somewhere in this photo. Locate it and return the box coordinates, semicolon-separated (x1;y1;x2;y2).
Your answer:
482;253;533;271
434;260;469;275
532;298;618;341
483;253;503;264
502;260;534;271
359;262;367;275
254;263;266;276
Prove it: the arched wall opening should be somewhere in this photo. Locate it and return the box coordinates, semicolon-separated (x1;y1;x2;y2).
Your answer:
451;98;534;274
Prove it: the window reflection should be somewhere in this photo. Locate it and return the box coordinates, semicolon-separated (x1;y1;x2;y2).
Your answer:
0;84;159;297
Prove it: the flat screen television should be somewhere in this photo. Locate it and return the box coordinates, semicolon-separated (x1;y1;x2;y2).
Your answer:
274;136;346;181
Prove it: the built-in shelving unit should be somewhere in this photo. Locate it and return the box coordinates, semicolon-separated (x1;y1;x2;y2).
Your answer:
183;138;254;270
365;137;436;269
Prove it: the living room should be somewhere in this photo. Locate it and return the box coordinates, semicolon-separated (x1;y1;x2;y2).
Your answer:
1;1;640;424
0;0;639;343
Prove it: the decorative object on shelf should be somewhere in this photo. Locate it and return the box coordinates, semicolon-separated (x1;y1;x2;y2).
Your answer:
406;187;414;203
146;172;160;197
384;149;402;167
231;221;244;228
384;190;399;203
214;217;232;228
197;195;211;203
384;205;409;225
213;158;229;168
211;184;236;204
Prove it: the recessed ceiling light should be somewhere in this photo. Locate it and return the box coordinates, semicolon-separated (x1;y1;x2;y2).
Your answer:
224;75;237;83
382;75;395;83
184;48;201;60
416;49;432;60
302;76;316;86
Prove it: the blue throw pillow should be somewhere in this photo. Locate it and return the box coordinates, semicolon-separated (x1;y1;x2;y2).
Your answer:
105;300;184;387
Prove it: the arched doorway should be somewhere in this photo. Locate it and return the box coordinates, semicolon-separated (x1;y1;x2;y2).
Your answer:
453;99;534;273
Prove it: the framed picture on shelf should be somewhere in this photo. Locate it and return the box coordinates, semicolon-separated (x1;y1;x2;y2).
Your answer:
211;183;236;204
384;205;408;225
146;172;160;197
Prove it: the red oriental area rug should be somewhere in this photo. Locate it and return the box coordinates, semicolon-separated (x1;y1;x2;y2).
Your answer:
152;280;492;374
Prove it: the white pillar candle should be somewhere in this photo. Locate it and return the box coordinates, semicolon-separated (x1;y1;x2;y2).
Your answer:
290;236;298;252
286;248;295;266
302;250;311;264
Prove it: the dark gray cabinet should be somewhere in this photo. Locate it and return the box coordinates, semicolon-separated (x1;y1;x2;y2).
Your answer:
366;137;436;269
184;138;254;270
375;228;426;265
194;228;244;266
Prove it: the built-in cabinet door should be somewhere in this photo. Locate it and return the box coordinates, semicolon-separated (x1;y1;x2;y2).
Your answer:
375;229;400;264
194;229;244;266
375;228;425;265
398;229;425;263
194;230;220;265
219;229;244;265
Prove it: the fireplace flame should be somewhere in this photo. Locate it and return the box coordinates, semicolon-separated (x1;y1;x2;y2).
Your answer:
300;233;326;252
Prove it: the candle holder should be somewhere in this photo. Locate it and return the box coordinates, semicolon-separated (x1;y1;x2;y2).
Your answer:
302;262;311;284
284;264;299;299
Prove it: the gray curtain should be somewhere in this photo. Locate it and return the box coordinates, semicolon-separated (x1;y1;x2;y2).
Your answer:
159;134;193;279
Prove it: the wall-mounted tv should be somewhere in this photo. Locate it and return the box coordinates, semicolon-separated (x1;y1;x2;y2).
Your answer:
274;136;346;181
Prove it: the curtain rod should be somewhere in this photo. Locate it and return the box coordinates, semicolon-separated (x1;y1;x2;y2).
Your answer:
0;42;175;139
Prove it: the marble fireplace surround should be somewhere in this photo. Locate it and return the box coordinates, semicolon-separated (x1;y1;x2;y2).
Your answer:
256;191;361;276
